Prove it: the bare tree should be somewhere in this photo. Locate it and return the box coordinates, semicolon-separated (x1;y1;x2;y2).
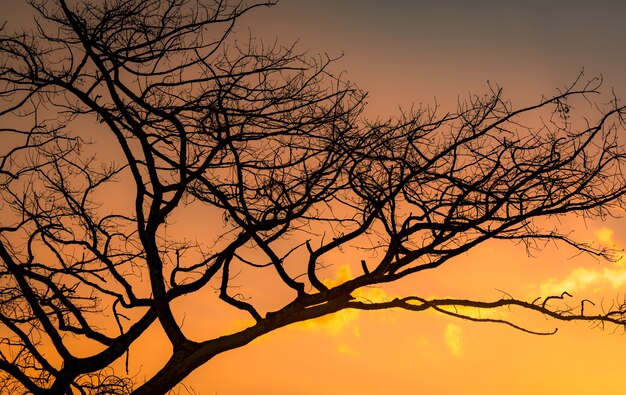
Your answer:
1;0;626;393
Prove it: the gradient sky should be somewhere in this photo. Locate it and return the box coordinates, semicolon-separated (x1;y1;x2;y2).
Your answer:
194;2;626;394
244;1;626;109
5;1;626;394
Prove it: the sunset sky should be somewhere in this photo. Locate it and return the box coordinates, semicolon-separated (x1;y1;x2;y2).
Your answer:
199;2;626;394
5;1;626;394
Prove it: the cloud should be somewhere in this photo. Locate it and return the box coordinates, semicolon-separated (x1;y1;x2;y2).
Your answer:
536;227;625;296
298;265;388;336
297;265;391;356
323;265;388;303
434;303;507;321
595;227;617;246
593;227;624;262
444;324;464;356
299;304;360;336
539;267;602;295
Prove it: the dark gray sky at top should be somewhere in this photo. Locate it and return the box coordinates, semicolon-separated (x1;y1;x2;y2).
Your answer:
5;0;626;110
244;0;626;110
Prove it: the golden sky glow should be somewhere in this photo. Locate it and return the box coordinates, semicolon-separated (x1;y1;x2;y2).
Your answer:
4;1;626;394
186;2;626;394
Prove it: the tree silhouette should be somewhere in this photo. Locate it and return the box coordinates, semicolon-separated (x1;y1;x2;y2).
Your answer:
1;0;626;393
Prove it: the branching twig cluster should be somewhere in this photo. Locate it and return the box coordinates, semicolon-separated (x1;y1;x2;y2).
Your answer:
0;0;625;394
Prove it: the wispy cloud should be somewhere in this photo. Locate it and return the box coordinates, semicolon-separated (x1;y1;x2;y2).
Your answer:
444;324;464;356
537;227;625;296
299;265;388;337
296;265;392;356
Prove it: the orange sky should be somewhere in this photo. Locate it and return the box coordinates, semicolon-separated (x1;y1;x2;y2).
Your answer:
188;2;626;394
4;1;626;394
